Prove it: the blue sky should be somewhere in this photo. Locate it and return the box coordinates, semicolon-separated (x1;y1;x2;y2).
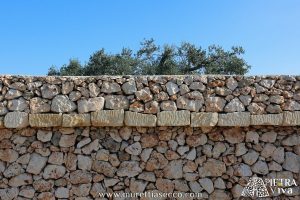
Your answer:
0;0;299;75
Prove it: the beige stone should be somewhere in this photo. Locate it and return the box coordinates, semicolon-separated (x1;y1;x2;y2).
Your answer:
29;114;62;127
124;111;157;127
218;112;250;126
4;112;29;128
282;111;300;126
157;111;190;126
191;112;218;127
62;114;91;127
91;110;124;126
251;114;283;125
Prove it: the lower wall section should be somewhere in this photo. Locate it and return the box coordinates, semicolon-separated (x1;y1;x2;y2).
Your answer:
0;126;299;199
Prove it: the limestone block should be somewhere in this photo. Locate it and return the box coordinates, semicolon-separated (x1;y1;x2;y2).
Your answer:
191;112;218;127
63;114;91;127
4;112;29;128
91;110;124;126
218;112;250;126
124;112;157;127
29;114;62;127
157;111;190;126
251;114;283;125
282;111;300;126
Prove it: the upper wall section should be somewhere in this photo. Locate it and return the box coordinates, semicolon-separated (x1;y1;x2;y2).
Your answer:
1;75;300;128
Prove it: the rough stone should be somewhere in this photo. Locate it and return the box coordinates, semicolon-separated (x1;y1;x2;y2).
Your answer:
186;134;207;147
91;110;124;126
51;95;76;113
260;131;277;143
7;97;28;111
43;165;66;179
176;96;203;112
105;95;129;109
157;111;190;126
163;160;183;179
125;142;142;155
41;84;60;99
272;147;285;164
0;149;18;163
37;130;52;142
8;173;33;187
92;161;116;177
125;111;157;127
198;159;226;177
218;112;250;126
224;98;245;112
117;161;142;177
242;150;259;165
62;114;91;127
226;77;238;90
70;170;92;184
251;160;269;175
160;100;177;111
101;81;121;93
135;88;153;102
282;152;300;173
246;131;259;144
223;127;245;144
199;178;214;194
78;97;105;113
26;153;48;175
55;187;69;199
233;163;252;176
4;112;29;128
59;134;77;148
191;112;218;127
122;80;137;94
166;81;179;95
29;114;62;127
205;97;226;112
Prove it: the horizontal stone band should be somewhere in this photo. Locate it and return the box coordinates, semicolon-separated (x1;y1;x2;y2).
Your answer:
1;111;300;128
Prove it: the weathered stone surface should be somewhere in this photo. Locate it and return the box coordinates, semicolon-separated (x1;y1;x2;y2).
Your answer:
198;159;226;177
218;112;250;126
8;173;33;187
233;163;252;176
224;98;245;112
282;152;300;173
176;96;203;112
59;134;77;148
0;149;18;163
122;80;137;94
125;142;142;155
105;95;129;109
77;97;105;113
92;160;116;177
191;112;218;127
226;77;238;90
43;165;66;179
251;114;283;125
223;128;245;144
62;114;91;127
259;79;275;89
4;112;29;128
70;170;92;184
26;153;48;175
51;95;76;113
166;81;179;95
260;131;277;143
117;161;142;177
251;161;269;175
186;134;207;147
242;150;259;165
0;102;8;115
91;110;124;126
101;81;121;93
7;97;28;111
205;97;226;112
0;117;4;128
157;111;190;126
55;187;69;199
282;111;300;125
125;111;157;127
29;114;62;127
37;130;52;142
163;160;183;179
135;87;153;102
199;178;214;194
282;134;300;146
160;100;177;111
41;84;60;99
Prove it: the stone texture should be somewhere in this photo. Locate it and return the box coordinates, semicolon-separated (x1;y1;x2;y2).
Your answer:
122;80;137;94
105;95;129;109
163;160;183;179
62;114;91;127
282;152;300;173
26;153;48;175
7;97;28;111
117;161;142;177
157;111;190;126
0;149;18;163
251;114;283;125
223;128;245;144
77;97;105;113
191;112;218;127
41;84;60;99
101;81;121;93
124;111;157;127
29;114;62;127
91;110;124;126
166;81;179;95
282;111;300;125
224;98;245;112
51;95;76;113
43;165;66;179
218;112;250;126
4;112;29;128
176;96;203;112
198;159;226;177
205;97;226;112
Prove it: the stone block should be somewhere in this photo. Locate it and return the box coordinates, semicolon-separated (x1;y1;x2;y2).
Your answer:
282;111;300;126
91;110;124;126
157;111;190;126
191;112;218;127
124;112;156;127
29;114;62;127
63;114;91;127
4;112;29;128
251;114;283;125
218;112;250;126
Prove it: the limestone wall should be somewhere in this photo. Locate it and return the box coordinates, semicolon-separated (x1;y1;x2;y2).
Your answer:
0;75;299;199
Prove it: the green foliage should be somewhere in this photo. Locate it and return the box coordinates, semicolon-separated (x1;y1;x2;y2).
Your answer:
48;39;250;75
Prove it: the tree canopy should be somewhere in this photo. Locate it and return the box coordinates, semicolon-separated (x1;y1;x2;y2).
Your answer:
48;39;250;76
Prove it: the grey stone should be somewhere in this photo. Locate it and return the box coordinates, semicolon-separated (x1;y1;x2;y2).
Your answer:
51;95;76;113
259;79;275;89
160;100;177;111
41;84;60;99
282;111;300;126
218;112;250;126
251;114;283;125
125;142;142;155
101;81;121;93
30;97;50;113
191;112;218;127
260;131;277;143
226;77;238;90
242;150;259;165
282;134;300;146
234;163;252;176
246;131;259;144
199;178;214;194
189;82;206;91
282;152;300;173
251;161;269;175
272;147;285;164
166;81;179;95
224;98;245;112
135;87;153;102
124;111;157;127
157;111;190;126
78;97;105;113
7;97;28;111
122;80;137;94
117;161;142;177
163;160;183;179
4;112;29;128
26;153;48;175
176;96;203;111
198;159;226;177
205;97;226;112
105;95;129;109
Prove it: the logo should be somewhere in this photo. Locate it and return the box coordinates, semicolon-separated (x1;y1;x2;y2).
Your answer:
241;177;298;198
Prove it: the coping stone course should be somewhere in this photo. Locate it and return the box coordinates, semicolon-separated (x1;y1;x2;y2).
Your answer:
91;110;124;126
218;112;250;126
124;111;157;127
62;114;91;127
250;114;283;126
157;110;190;126
4;112;29;128
282;111;300;126
29;114;62;127
191;112;218;127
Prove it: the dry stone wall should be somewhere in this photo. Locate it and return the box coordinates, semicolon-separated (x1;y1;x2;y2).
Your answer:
0;75;299;199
